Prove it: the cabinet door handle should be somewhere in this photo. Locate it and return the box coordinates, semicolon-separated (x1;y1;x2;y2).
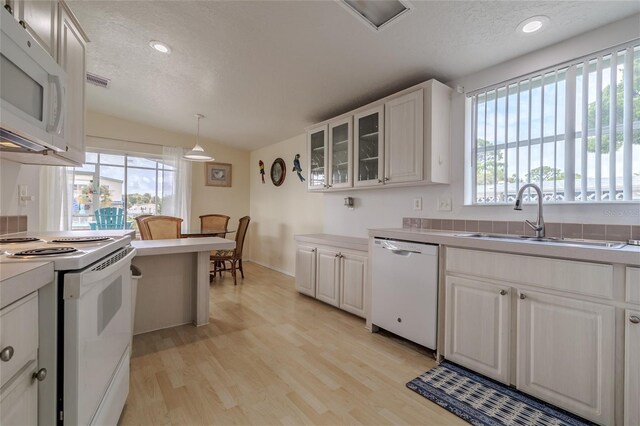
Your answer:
378;179;383;183
334;253;341;258
311;248;316;252
0;346;14;362
19;20;26;29
519;293;527;300
631;315;640;324
4;4;13;14
499;289;507;296
33;368;47;382
384;177;390;182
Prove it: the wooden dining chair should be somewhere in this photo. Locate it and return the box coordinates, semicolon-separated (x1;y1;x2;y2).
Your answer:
134;215;153;240
199;214;230;237
139;215;183;240
210;216;250;285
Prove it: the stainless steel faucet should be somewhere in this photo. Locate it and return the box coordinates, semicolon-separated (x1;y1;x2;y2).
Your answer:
514;183;545;238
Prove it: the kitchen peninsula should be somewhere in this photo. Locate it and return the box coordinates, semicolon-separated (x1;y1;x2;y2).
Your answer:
131;237;235;334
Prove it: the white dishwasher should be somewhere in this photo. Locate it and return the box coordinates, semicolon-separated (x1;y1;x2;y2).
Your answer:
371;238;438;349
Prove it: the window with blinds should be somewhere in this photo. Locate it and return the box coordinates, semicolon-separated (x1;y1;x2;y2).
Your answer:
469;41;639;204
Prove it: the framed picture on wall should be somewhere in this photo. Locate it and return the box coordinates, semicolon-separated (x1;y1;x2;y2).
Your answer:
205;162;232;187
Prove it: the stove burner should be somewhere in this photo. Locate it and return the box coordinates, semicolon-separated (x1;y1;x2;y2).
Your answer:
50;237;112;243
0;237;42;244
12;247;78;257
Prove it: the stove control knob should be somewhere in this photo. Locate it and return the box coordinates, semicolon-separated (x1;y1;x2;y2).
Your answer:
33;368;47;382
0;346;14;362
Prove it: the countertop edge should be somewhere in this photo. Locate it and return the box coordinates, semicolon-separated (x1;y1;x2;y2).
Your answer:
295;234;369;252
368;228;640;266
0;262;54;309
132;237;236;256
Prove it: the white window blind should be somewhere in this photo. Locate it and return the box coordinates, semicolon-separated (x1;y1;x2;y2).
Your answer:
469;41;640;204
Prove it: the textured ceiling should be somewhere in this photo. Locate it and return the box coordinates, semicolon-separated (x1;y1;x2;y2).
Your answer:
68;0;640;151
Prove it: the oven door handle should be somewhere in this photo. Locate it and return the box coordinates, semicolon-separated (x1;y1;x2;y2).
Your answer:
64;247;137;300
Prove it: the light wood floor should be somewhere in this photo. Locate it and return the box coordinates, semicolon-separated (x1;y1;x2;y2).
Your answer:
120;262;464;426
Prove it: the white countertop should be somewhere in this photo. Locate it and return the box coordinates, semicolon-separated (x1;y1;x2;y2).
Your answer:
0;262;54;309
369;228;640;266
295;234;369;252
132;237;235;256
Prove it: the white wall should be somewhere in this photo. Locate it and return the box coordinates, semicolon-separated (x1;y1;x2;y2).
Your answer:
0;158;41;230
249;134;324;275
323;14;640;238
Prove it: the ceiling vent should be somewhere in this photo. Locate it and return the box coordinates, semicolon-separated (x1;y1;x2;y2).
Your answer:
86;72;110;89
340;0;411;32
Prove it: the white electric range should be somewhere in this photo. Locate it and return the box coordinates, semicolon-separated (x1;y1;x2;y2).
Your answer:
0;231;136;425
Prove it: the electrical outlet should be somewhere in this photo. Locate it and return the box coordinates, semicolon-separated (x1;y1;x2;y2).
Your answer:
437;197;452;211
18;185;27;207
413;197;422;211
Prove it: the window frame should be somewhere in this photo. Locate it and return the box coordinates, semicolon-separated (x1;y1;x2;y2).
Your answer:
465;39;640;206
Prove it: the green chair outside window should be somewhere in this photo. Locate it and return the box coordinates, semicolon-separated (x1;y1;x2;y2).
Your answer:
89;207;132;230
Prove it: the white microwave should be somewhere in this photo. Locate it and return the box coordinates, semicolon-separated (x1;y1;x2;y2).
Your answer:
0;7;67;153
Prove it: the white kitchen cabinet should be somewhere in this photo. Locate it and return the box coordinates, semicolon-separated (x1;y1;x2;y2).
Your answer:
316;248;340;307
328;117;353;189
444;276;511;384
384;89;424;184
294;245;316;297
57;1;87;164
354;105;384;187
305;79;451;192
339;252;366;317
294;236;368;318
0;292;40;424
4;0;56;56
0;359;39;426
516;290;615;425
625;309;640;426
307;124;328;190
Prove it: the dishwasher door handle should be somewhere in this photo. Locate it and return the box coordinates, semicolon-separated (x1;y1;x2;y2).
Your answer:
383;247;421;256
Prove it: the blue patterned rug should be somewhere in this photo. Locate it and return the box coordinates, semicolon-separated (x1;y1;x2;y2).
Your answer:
406;361;595;426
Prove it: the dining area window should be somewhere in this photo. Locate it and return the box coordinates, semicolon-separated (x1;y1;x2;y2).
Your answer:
67;151;176;230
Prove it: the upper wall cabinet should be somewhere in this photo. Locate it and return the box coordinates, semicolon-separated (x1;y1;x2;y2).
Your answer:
354;105;384;187
57;1;87;165
306;79;452;192
307;124;328;190
4;0;57;56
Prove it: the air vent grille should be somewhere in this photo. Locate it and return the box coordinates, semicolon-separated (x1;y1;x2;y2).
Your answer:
86;72;110;89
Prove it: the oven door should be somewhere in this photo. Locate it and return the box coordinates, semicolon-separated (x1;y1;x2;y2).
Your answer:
62;247;136;425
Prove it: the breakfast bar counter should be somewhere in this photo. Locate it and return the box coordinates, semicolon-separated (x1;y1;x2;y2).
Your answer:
131;237;235;334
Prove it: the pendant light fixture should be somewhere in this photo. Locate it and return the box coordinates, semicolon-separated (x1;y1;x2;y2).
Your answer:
183;114;213;161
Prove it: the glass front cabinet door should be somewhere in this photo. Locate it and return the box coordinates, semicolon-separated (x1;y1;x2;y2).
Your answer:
354;106;384;187
307;124;328;190
328;117;353;189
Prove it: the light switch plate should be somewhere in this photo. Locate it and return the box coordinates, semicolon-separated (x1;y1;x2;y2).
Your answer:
413;197;422;211
437;197;452;211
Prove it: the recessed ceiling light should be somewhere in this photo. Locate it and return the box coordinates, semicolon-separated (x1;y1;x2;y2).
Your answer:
517;16;549;34
149;40;171;54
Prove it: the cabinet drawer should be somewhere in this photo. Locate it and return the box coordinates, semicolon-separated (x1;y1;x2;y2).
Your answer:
0;293;38;388
626;267;640;305
446;248;613;299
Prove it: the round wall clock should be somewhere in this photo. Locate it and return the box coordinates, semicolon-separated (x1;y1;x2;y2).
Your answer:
270;158;286;186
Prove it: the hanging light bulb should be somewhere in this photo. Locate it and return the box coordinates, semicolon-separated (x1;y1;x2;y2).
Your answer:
183;114;213;161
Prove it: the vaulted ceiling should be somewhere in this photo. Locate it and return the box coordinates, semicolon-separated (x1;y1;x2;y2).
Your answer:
68;0;640;151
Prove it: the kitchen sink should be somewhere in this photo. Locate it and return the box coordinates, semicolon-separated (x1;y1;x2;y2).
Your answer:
457;233;627;249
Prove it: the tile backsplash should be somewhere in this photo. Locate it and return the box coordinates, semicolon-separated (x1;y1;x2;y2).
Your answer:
0;215;27;235
403;217;639;242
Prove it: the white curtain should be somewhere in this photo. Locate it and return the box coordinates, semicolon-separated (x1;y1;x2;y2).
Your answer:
39;166;72;231
162;146;192;233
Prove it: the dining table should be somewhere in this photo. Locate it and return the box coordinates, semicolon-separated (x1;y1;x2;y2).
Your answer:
182;230;236;238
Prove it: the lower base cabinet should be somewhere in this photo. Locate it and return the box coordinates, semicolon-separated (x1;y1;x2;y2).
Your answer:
625;309;640;426
444;248;619;425
516;290;615;425
295;241;367;318
444;276;511;384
